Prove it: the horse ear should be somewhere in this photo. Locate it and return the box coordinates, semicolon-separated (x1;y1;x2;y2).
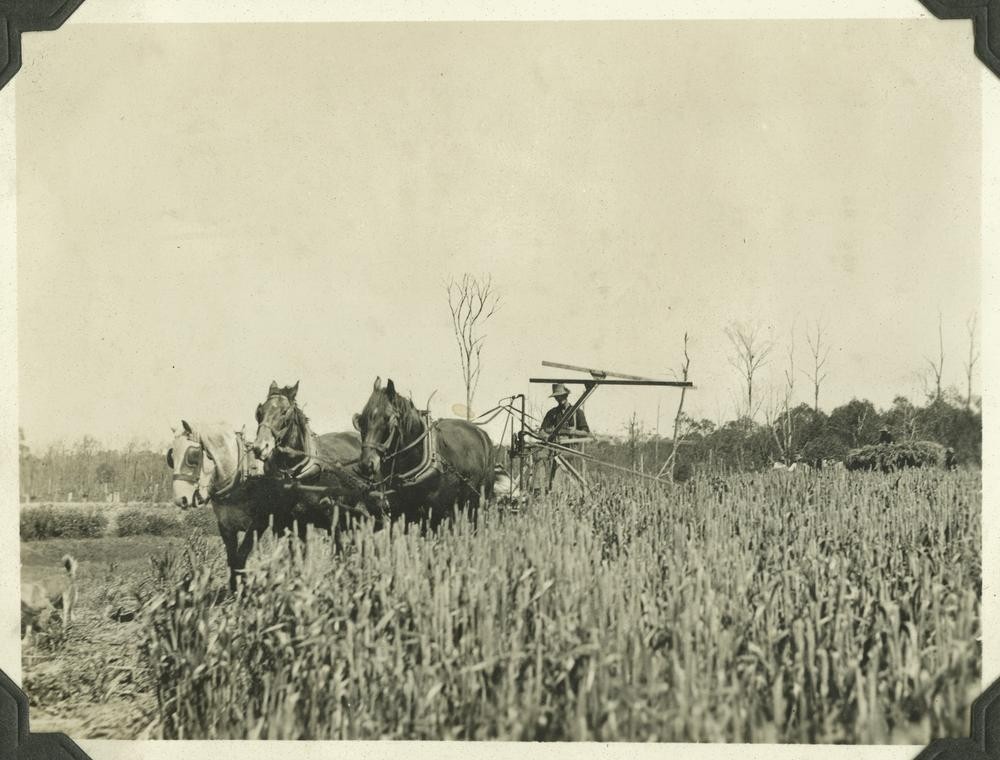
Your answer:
269;381;279;395
182;420;192;435
373;376;382;391
386;379;396;400
352;413;361;432
289;381;299;401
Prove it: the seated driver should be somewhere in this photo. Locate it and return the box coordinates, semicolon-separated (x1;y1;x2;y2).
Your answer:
541;383;590;438
532;383;590;496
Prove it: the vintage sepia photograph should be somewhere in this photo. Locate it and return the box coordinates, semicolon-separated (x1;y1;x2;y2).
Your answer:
3;4;993;751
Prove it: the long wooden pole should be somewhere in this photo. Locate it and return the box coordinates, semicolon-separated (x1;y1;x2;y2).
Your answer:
526;434;673;486
658;332;692;480
530;378;693;387
542;360;654;381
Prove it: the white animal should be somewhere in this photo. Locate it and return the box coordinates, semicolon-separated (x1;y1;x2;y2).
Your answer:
21;554;78;647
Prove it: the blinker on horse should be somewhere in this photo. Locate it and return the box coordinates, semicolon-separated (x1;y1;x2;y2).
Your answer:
168;419;215;509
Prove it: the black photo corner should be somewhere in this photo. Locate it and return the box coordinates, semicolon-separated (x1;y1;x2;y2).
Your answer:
0;0;996;757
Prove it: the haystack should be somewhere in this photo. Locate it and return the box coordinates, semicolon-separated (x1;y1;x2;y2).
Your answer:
844;441;956;472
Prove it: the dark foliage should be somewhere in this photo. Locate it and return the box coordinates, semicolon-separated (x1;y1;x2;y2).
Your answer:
21;504;109;541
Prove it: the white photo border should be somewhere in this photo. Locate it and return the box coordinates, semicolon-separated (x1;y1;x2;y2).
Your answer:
0;3;995;759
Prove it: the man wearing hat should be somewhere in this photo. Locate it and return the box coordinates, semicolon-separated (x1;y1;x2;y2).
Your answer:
541;383;590;437
531;383;590;496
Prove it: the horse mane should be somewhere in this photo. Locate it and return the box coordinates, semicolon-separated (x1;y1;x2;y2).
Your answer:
291;402;310;427
194;422;239;452
177;421;228;441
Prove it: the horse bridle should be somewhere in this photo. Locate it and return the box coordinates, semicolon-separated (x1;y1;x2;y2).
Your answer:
168;436;212;507
256;394;296;443
361;410;401;461
360;407;439;492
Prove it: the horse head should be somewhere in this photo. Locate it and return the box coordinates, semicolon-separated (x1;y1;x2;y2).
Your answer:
252;380;302;461
355;376;418;479
167;420;215;509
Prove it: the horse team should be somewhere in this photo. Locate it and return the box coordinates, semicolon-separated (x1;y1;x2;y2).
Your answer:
167;377;497;590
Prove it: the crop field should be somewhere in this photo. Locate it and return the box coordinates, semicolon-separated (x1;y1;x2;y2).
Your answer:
21;468;981;743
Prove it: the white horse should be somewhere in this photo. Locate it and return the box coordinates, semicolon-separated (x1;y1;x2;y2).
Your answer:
168;420;271;591
168;420;372;592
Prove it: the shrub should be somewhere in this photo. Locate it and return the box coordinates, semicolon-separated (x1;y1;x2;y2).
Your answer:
181;506;219;534
115;509;182;538
21;505;108;541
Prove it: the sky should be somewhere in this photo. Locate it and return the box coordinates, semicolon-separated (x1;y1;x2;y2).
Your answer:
14;20;982;451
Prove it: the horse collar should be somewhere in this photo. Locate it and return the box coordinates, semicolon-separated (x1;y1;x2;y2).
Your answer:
385;415;442;489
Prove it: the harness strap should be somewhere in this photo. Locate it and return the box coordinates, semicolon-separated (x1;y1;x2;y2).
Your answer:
384;425;430;461
276;444;359;469
390;414;444;489
287;430;322;480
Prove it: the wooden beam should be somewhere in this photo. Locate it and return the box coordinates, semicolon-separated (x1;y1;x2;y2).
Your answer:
530;377;694;388
542;360;660;382
554;454;588;491
527;435;674;486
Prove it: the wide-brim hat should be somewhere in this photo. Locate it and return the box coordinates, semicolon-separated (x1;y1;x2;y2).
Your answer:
549;383;571;398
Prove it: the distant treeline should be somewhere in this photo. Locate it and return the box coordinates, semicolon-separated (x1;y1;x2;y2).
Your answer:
19;432;170;503
530;394;981;481
19;394;980;500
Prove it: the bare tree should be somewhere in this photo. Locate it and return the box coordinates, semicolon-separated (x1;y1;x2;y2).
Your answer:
763;388;786;462
725;320;773;421
924;309;945;403
446;274;501;420
768;329;797;463
624;411;645;472
654;399;661;463
657;332;692;481
964;311;979;411
801;319;830;413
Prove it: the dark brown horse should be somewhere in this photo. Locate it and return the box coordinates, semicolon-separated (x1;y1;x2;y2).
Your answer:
251;381;376;535
354;377;495;527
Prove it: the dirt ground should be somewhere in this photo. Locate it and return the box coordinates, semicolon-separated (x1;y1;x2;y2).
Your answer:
20;535;202;739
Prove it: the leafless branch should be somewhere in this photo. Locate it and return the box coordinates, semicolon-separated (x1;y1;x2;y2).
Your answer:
446;274;501;420
964;310;979;410
725;321;773;421
923;309;945;403
800;319;830;413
